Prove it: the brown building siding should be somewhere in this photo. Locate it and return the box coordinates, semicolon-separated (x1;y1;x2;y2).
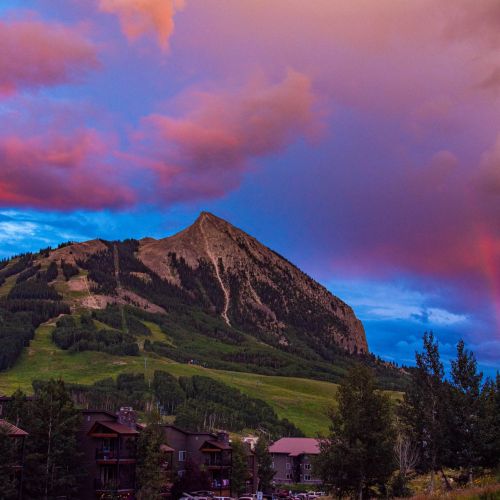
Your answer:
78;409;139;500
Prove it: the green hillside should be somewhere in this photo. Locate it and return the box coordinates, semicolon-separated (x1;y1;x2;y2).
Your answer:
0;243;404;436
0;323;403;436
0;241;406;391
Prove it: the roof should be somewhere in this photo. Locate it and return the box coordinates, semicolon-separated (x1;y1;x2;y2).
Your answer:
0;419;28;437
201;439;232;451
269;438;320;456
88;420;139;436
81;409;117;419
161;424;216;437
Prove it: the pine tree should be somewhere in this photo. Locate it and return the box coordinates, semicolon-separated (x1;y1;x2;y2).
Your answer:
479;373;500;468
20;379;83;499
231;438;249;497
314;364;395;499
171;458;210;500
3;389;28;427
400;332;449;492
0;425;19;500
136;410;167;500
449;340;483;482
254;435;275;493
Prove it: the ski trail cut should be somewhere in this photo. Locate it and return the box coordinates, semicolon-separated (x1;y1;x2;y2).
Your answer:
200;217;231;326
113;244;128;334
83;275;99;308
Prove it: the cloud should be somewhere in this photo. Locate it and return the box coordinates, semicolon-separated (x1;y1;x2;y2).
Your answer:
0;17;99;95
98;0;185;50
133;70;320;202
0;127;135;210
477;134;500;195
0;71;319;210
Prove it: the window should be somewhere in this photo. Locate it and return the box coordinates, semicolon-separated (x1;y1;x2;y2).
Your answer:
179;450;187;462
304;474;311;481
286;462;291;469
304;463;311;470
286;474;291;480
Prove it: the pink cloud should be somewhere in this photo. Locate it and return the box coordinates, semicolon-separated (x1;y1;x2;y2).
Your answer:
0;71;319;210
0;18;99;95
98;0;185;50
133;70;320;201
0;129;134;210
476;134;500;195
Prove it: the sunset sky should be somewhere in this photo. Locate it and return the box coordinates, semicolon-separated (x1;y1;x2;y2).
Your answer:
1;0;499;375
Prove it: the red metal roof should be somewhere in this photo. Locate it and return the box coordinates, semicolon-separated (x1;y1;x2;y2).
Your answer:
0;419;28;437
269;438;320;456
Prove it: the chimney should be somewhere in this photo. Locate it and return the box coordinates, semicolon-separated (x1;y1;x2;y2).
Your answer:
216;431;229;444
117;407;137;429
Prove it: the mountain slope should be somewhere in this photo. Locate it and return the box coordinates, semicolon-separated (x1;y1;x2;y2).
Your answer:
137;212;367;354
0;212;404;388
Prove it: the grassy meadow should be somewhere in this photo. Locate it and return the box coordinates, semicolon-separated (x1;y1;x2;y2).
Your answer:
0;323;344;435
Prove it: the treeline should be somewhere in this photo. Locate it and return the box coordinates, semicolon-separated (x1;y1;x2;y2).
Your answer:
0;300;69;371
174;375;302;437
0;381;84;499
314;333;500;499
52;314;139;356
7;260;61;301
0;256;70;371
50;305;158;356
65;371;303;438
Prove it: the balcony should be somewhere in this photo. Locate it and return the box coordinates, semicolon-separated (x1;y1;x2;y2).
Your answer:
95;449;136;463
204;454;231;468
94;478;135;493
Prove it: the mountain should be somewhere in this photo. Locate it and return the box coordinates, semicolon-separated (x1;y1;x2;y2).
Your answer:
138;212;368;354
0;212;403;388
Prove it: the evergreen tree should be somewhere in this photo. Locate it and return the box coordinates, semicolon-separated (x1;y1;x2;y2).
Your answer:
20;379;83;499
254;435;275;493
479;373;500;468
153;370;186;414
231;439;249;497
3;389;28;427
136;410;168;500
314;364;395;499
0;425;19;500
171;459;210;500
399;332;449;492
449;340;483;482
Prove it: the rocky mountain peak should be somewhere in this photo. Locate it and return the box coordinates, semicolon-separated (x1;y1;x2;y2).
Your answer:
137;212;368;355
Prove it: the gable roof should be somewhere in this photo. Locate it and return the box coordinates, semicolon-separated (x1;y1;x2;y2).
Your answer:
269;438;320;456
81;409;117;419
0;419;28;437
201;439;232;451
88;420;139;436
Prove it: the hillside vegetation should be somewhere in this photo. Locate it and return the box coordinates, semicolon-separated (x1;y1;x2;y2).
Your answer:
0;215;407;392
0;322;401;435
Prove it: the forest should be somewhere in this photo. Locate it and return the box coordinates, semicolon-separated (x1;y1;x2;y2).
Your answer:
0;255;69;370
61;371;302;438
314;333;500;499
